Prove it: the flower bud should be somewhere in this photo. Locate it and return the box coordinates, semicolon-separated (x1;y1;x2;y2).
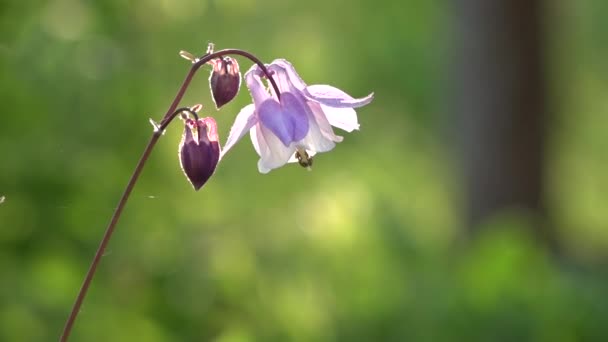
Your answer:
209;56;241;109
178;117;220;190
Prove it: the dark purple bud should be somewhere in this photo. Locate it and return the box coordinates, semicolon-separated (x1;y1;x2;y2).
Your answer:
209;56;241;109
178;117;220;190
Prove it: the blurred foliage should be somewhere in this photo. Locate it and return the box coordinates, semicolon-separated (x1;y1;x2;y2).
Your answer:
1;0;607;341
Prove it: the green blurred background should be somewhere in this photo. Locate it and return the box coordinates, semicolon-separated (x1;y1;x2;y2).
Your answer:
1;0;608;341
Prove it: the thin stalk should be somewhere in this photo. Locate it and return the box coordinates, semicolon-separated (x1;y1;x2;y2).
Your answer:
60;48;279;342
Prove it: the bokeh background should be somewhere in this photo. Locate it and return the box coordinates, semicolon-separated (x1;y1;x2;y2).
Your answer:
1;0;608;341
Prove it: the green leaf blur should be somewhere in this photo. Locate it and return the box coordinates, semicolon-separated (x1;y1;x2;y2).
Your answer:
0;0;607;341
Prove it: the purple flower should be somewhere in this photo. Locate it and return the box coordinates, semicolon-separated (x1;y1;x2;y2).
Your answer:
221;59;373;173
179;115;220;190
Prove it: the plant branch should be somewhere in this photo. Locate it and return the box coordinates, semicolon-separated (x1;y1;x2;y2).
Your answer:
60;48;278;342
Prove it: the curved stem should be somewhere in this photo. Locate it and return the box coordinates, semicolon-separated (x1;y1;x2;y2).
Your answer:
59;110;193;342
160;107;199;132
60;48;278;342
59;132;162;342
194;49;281;102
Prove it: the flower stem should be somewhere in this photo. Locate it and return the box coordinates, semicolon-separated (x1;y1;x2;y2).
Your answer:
60;48;278;341
59;131;161;342
201;49;281;101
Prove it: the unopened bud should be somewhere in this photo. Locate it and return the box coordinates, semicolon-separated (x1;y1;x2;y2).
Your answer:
178;117;220;190
209;56;241;109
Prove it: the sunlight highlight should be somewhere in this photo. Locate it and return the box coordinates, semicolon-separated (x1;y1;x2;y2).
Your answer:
42;0;92;41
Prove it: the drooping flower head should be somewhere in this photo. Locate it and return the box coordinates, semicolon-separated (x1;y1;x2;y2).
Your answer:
178;109;220;190
208;56;241;109
221;59;373;173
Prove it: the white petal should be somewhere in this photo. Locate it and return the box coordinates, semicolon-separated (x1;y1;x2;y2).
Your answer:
250;124;295;173
220;104;257;159
268;59;308;92
308;102;344;143
257;161;271;174
306;84;374;108
320;104;360;132
297;104;337;153
250;124;262;156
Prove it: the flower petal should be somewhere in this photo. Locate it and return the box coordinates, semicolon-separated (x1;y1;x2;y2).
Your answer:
305;84;374;108
245;66;271;106
250;124;262;157
319;104;360;132
249;126;270;173
258;92;309;147
297;104;337;153
250;124;295;173
220;104;257;159
268;59;308;92
308;102;344;143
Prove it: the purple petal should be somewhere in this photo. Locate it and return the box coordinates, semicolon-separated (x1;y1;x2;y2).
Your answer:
319;104;360;132
305;85;374;108
258;92;309;147
221;104;257;159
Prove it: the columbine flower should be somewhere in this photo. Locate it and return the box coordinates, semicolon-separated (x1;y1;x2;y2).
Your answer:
220;59;373;173
178;113;220;190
